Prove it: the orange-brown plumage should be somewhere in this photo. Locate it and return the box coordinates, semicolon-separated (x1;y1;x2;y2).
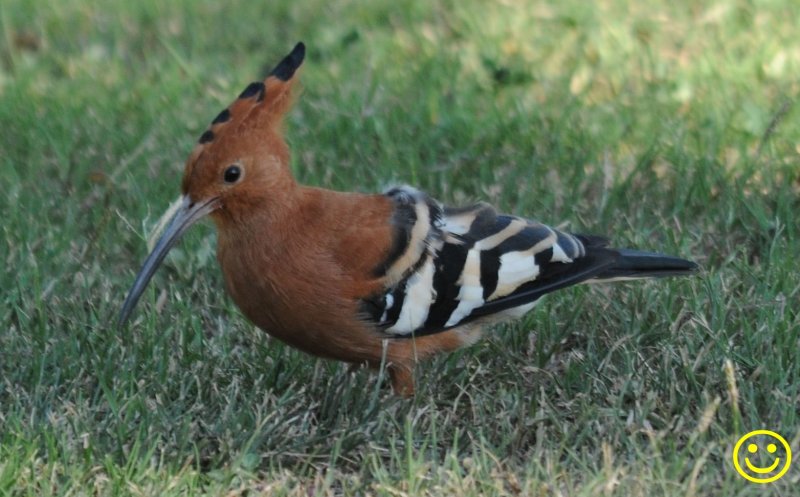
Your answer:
119;43;697;397
214;184;462;394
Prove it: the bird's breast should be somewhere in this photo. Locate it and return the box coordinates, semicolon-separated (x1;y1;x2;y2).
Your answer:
215;234;385;362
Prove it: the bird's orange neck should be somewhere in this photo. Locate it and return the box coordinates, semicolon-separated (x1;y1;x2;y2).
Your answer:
211;173;301;239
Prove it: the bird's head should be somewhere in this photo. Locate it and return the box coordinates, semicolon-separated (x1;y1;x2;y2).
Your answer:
118;42;305;327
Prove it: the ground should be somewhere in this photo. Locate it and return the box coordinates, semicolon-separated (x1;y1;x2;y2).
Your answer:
1;0;799;495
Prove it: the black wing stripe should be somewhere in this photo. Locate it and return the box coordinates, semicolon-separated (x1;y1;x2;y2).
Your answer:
555;231;582;259
424;243;469;329
534;246;554;268
479;250;501;300
494;223;553;254
470;214;512;242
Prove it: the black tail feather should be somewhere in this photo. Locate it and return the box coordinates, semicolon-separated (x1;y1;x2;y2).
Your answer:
595;248;698;280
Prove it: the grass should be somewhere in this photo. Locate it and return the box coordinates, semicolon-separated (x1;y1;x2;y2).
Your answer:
1;0;799;495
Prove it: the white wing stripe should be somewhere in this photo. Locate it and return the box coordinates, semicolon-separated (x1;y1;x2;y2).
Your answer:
491;250;540;300
386;256;436;334
445;250;483;326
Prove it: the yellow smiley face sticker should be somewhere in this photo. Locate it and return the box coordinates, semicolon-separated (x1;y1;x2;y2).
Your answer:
733;430;792;483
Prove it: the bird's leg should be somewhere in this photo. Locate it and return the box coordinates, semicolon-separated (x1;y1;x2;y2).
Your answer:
388;363;415;397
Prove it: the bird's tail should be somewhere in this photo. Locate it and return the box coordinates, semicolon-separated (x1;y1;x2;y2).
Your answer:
593;248;698;281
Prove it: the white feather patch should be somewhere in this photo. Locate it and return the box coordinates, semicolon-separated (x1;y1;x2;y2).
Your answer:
487;229;555;300
492;250;540;299
386;256;436;334
445;250;484;326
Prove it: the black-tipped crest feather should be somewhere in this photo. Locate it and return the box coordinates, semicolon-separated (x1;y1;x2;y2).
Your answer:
270;42;305;81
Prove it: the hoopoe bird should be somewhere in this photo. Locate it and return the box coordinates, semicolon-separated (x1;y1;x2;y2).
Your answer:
119;42;697;396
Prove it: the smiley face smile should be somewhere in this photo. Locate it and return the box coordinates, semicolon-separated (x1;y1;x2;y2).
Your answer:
733;430;792;484
745;456;780;473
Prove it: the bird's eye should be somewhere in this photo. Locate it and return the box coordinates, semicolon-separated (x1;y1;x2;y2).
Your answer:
223;165;242;184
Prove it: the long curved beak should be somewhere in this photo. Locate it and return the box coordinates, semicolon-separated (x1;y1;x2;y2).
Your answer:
118;196;218;328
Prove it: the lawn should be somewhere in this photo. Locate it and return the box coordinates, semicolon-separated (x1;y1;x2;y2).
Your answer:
1;0;799;495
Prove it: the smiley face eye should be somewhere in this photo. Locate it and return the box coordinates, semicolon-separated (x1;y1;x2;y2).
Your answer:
223;165;242;184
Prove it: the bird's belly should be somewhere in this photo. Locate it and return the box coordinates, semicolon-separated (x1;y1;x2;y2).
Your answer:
219;260;387;363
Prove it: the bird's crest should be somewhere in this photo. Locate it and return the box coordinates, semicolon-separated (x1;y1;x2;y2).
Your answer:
182;42;305;191
200;41;304;145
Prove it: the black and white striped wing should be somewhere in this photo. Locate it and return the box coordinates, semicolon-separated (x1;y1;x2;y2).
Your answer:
361;187;619;337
